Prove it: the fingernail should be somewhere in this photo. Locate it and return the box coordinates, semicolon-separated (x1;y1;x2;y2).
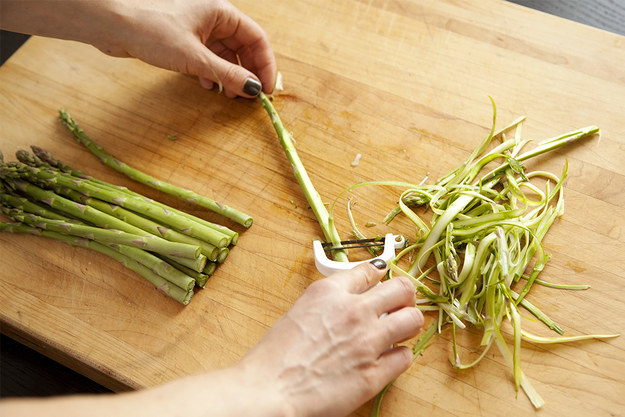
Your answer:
199;77;214;90
243;77;262;96
370;259;387;269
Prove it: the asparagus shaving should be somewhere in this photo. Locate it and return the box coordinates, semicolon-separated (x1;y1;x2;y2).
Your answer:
320;105;609;413
521;330;619;344
346;198;380;257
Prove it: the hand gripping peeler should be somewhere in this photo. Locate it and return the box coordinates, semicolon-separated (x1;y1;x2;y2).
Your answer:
313;233;405;276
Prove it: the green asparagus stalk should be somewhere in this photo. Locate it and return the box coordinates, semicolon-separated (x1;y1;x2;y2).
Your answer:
108;243;196;291
0;205;197;291
10;154;222;268
53;185;210;272
31;145;89;178
0;222;193;304
58;110;253;228
216;246;229;263
28;146;240;246
0;167;199;285
83;177;238;246
2;175;208;272
1;190;69;221
163;256;214;288
2;141;245;305
3;207;201;260
59;186;221;261
12;164;231;248
258;92;347;262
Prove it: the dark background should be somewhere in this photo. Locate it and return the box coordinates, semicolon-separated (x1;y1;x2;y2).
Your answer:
1;0;624;399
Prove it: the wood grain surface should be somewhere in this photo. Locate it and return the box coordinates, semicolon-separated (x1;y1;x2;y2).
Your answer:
1;0;624;415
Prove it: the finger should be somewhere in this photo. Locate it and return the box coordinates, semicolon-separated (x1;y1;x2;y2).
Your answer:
199;8;276;96
212;10;277;92
199;77;214;90
205;39;275;96
364;275;416;317
377;306;424;349
228;39;277;94
373;345;414;383
191;46;264;98
327;259;388;294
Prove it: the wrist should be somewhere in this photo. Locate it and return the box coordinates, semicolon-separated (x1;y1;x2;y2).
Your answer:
0;0;131;56
232;360;295;417
130;363;292;417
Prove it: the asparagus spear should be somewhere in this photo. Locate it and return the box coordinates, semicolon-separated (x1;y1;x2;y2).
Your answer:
108;243;196;292
2;143;243;303
6;172;177;286
79;177;237;246
164;256;214;288
0;206;197;291
59;186;221;261
58;110;253;228
49;184;211;272
1;175;208;272
0;190;69;221
0;222;193;304
258;92;347;262
31;145;89;177
26;154;225;267
9;164;230;248
3;207;202;260
28;146;240;246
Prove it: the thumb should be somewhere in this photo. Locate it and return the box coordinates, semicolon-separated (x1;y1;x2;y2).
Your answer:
328;259;389;294
191;45;262;99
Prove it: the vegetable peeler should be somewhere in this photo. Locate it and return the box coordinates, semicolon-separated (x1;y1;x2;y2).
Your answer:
313;233;405;276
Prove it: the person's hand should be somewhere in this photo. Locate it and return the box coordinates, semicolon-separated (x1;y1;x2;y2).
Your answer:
1;0;277;98
0;260;423;417
238;259;424;417
102;0;277;98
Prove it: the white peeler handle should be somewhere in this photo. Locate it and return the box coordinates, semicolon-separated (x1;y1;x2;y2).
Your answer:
313;233;405;276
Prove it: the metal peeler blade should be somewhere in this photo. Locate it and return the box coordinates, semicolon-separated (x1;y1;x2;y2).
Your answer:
313;233;405;276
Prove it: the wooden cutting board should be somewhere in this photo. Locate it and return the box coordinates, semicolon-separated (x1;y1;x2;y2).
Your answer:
1;0;624;415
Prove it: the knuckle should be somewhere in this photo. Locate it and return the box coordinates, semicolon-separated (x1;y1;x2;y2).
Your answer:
305;278;334;297
407;307;424;332
340;303;366;328
359;365;381;393
397;346;414;368
395;275;416;302
361;262;382;288
220;65;240;87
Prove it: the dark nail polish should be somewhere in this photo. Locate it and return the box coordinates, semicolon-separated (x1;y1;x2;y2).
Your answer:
370;259;387;269
243;77;262;96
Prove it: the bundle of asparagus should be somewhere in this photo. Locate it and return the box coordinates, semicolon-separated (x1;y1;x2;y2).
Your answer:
0;128;248;305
